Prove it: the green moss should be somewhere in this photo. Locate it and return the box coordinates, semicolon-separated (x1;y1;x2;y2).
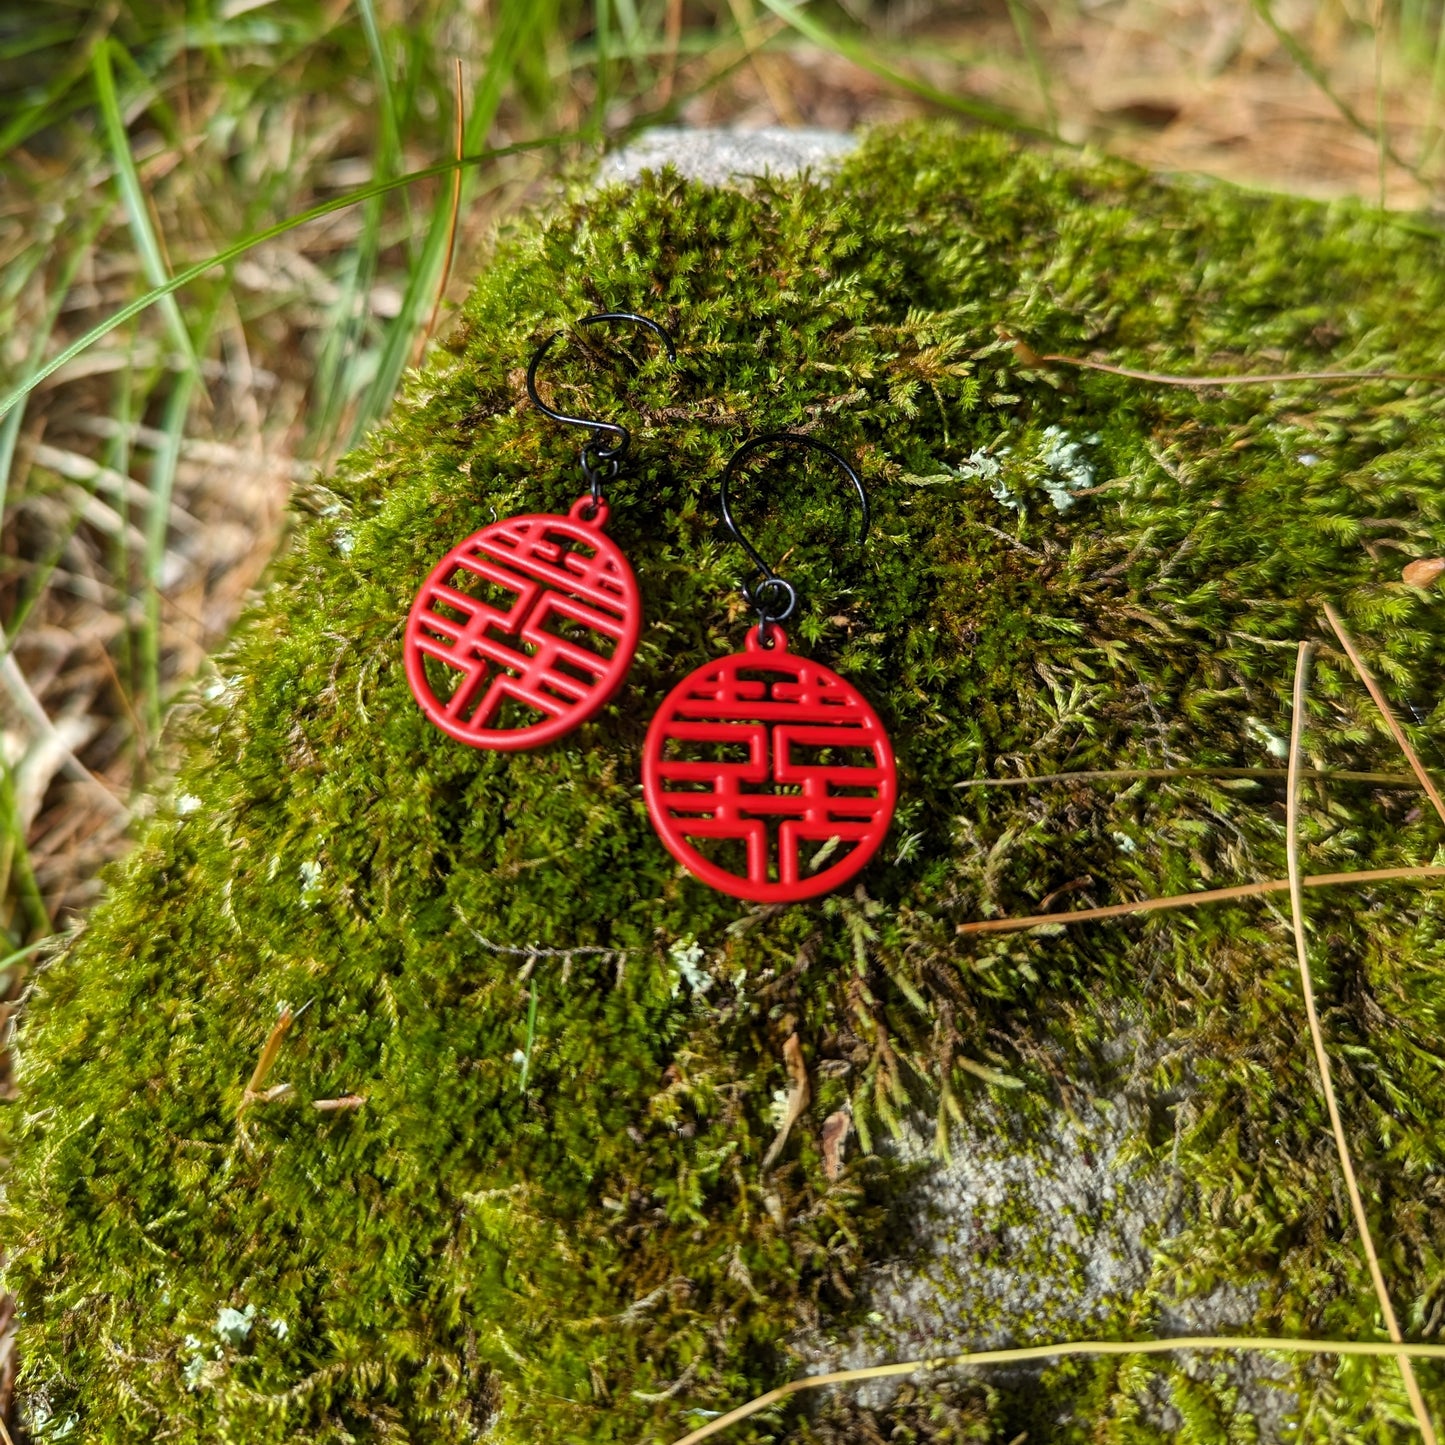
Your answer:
6;124;1445;1443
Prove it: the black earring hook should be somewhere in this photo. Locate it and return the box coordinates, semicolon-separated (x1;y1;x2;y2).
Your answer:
718;431;870;642
525;311;678;470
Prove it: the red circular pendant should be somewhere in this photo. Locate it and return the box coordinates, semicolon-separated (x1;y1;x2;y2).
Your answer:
642;627;897;903
404;496;641;750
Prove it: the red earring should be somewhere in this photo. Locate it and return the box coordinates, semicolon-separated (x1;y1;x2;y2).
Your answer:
404;313;674;751
643;433;897;903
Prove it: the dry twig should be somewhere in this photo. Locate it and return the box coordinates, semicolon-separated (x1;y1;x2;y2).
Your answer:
1000;330;1445;387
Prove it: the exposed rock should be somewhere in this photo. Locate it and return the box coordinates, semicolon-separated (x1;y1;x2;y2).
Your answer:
598;125;856;188
797;1076;1296;1436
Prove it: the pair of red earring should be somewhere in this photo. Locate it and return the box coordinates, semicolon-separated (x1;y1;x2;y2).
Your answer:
403;314;896;904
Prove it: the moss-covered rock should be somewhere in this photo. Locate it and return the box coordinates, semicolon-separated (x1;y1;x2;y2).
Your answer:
6;124;1445;1444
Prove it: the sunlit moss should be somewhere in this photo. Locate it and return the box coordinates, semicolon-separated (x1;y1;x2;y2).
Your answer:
5;124;1445;1443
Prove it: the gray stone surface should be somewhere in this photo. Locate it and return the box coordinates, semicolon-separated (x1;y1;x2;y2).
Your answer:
597;126;857;188
793;1085;1295;1435
794;1095;1165;1408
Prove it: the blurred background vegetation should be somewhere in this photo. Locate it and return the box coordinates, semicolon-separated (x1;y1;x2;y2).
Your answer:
0;0;1442;1424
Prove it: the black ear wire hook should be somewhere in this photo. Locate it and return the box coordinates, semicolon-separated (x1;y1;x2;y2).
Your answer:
526;312;677;507
718;431;870;646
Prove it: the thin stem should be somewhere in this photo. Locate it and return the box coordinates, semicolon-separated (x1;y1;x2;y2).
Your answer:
1323;602;1445;828
955;865;1445;936
1003;0;1057;136
727;0;801;125
1285;641;1438;1445
954;765;1418;789
656;0;683;105
665;1335;1445;1445
1036;354;1444;388
755;0;1055;140
1248;0;1415;179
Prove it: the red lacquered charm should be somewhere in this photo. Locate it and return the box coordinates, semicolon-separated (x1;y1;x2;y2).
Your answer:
642;430;897;902
643;625;896;902
404;496;641;750
404;311;674;751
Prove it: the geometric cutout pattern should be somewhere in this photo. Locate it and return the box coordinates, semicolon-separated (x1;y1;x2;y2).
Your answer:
642;626;896;902
404;495;641;751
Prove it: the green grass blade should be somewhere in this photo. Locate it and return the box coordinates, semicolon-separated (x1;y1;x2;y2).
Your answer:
353;3;565;441
1248;0;1414;178
0;211;108;529
107;30;183;154
140;369;199;738
0;761;52;938
0;936;51;976
753;0;1053;140
1419;6;1445;168
1003;0;1058;138
594;0;612;133
0;133;584;427
0;24;78;64
613;0;645;58
90;38;197;367
355;0;405;181
0;9;105;159
308;240;382;457
309;0;411;452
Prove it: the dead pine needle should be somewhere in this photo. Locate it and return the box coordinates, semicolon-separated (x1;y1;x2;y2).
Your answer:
1026;352;1443;390
657;0;684;105
760;1033;809;1171
1285;641;1438;1445
727;0;802;127
953;764;1417;790
1323;601;1445;829
997;330;1445;388
955;864;1445;936
820;1108;851;1182
662;1335;1445;1445
312;1094;366;1112
239;1002;305;1110
1040;355;1445;388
